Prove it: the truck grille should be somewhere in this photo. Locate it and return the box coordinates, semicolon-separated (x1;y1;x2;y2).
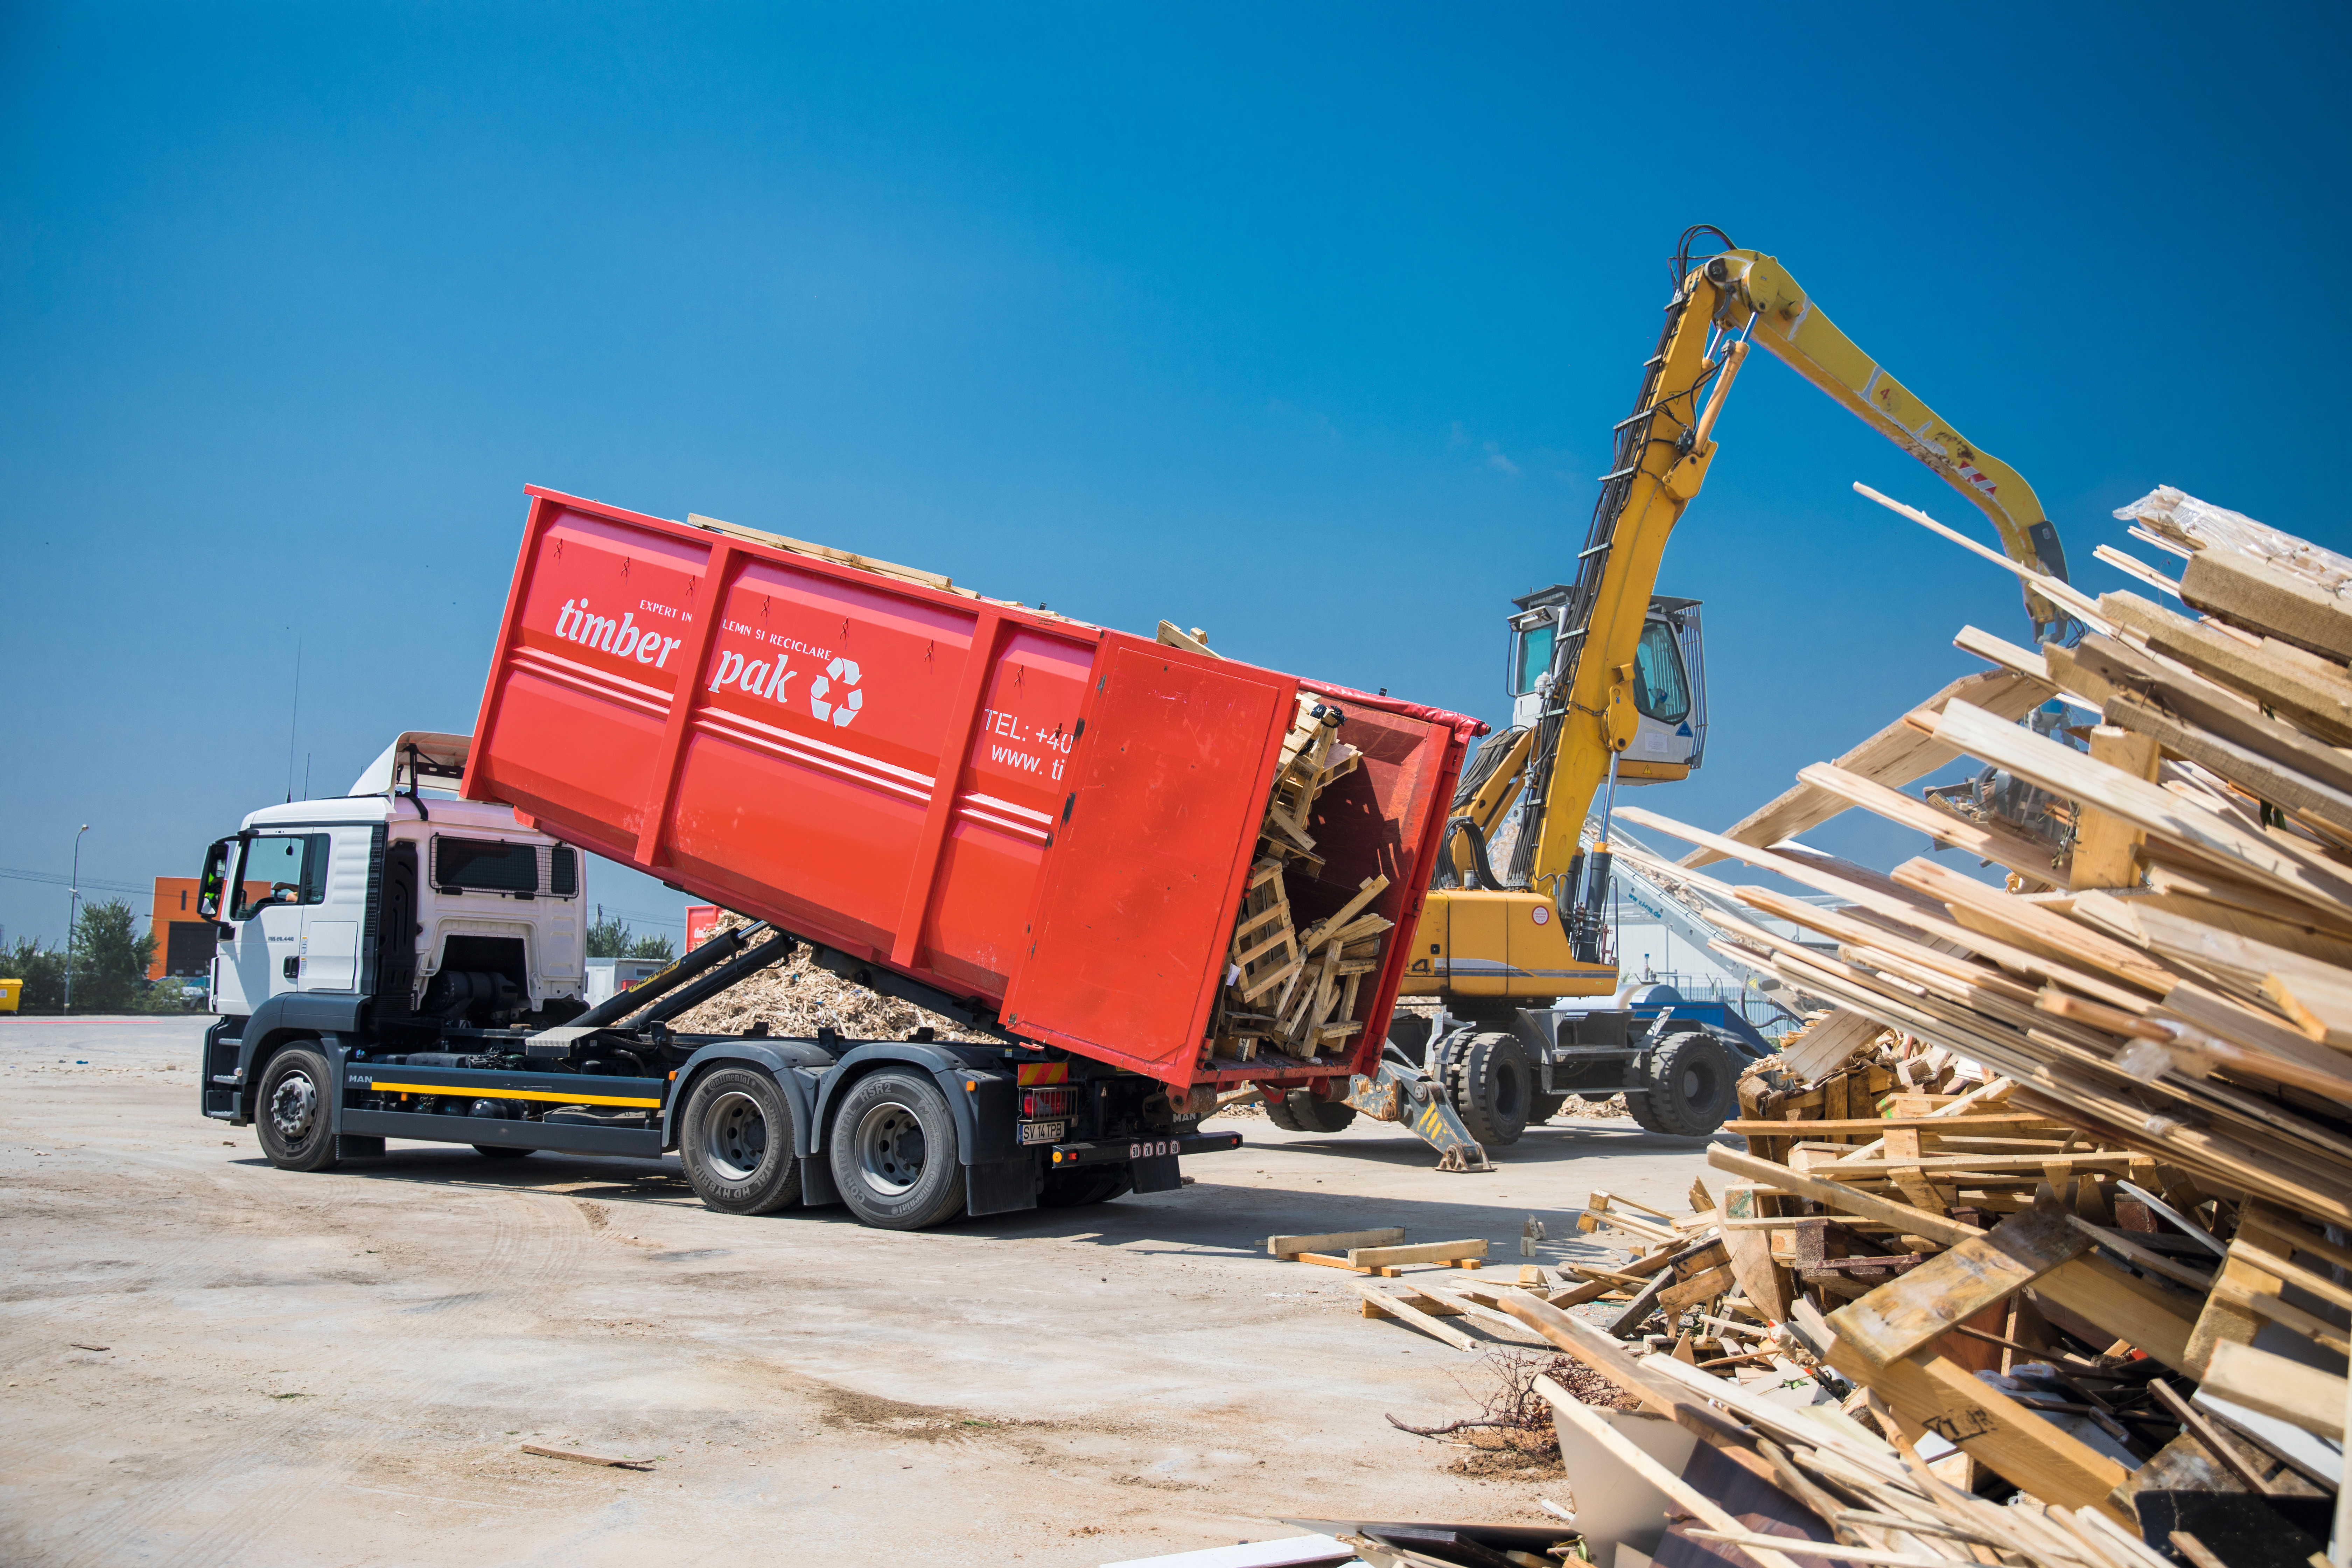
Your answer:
1021;1087;1077;1120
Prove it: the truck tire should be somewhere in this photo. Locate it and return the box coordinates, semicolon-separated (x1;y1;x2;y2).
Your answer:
472;1145;535;1160
1038;1168;1135;1208
1444;1030;1532;1147
1628;1029;1735;1137
679;1067;802;1216
828;1069;967;1231
255;1043;339;1172
1262;1090;1358;1134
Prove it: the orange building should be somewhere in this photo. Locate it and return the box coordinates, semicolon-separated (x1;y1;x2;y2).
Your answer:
149;875;266;981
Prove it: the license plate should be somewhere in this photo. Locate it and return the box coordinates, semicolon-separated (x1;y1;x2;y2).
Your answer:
1019;1120;1066;1146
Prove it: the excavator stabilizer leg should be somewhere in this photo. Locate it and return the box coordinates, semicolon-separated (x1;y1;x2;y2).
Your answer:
1341;1058;1494;1172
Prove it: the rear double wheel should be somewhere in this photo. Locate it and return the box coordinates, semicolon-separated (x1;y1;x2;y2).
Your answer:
828;1070;968;1231
1443;1030;1533;1147
679;1067;803;1215
1262;1090;1358;1134
1626;1028;1735;1137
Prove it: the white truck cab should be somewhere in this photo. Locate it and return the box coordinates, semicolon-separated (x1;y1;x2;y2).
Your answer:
199;732;585;1028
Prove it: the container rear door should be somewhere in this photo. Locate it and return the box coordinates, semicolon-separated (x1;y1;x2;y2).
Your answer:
1003;635;1291;1082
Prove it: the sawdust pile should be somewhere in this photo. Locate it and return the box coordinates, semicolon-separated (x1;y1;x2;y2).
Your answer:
662;915;993;1043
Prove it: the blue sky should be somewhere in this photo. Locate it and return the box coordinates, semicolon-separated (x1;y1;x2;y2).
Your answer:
3;4;2347;949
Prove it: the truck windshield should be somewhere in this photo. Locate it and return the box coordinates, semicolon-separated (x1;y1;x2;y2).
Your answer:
234;834;326;919
1632;620;1692;724
1513;621;1556;695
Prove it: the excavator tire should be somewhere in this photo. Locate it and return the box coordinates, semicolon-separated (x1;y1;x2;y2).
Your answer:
1626;1028;1735;1138
1444;1030;1532;1147
1263;1091;1359;1135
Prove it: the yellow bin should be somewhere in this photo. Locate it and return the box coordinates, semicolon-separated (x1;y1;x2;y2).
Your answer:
0;978;21;1013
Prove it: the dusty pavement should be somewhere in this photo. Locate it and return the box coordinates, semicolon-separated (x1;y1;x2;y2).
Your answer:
1;1015;1728;1566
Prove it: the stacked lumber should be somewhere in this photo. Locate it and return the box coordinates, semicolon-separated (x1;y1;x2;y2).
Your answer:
1348;489;2352;1568
1205;692;1394;1068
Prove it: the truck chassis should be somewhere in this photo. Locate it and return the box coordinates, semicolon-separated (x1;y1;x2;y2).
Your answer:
204;920;1240;1229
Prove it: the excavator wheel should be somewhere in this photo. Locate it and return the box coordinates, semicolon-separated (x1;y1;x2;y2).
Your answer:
1263;1090;1359;1135
1626;1028;1735;1138
1443;1030;1532;1147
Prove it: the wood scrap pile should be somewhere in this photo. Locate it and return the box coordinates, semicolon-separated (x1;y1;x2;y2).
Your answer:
1518;483;2352;1566
1205;691;1394;1069
1344;488;2352;1568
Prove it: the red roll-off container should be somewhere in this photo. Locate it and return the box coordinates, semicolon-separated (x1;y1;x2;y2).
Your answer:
464;487;1483;1093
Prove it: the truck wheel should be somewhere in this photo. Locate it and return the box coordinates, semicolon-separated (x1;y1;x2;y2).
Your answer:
1444;1030;1532;1147
1527;1093;1568;1125
1038;1167;1134;1208
679;1067;802;1216
1633;1029;1735;1137
1262;1091;1358;1134
255;1043;340;1172
828;1070;967;1231
472;1145;535;1160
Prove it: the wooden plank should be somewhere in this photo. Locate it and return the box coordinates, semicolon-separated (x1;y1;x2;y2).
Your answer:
1827;1204;2088;1371
521;1443;654;1470
2200;1339;2350;1437
1351;1282;1482;1351
1268;1226;1404;1259
1826;1340;2131;1515
1720;1184;1792;1321
2209;1276;2352;1356
2108;695;2352;838
1797;763;2067;889
1724;1115;2058;1136
1300;875;1390;949
1293;1252;1372;1273
2072;727;2162;888
1346;1238;1488;1267
1954;624;2052;683
2180;547;2352;662
2100;590;2352;746
684;512;957;592
1407;1282;1549;1343
2032;1252;2198;1371
1933;698;2352;912
1657;1265;1737;1314
1895;857;2178;995
2064;633;2352;799
2262;961;2352;1049
1682;668;2052;868
1153;620;1216;656
1705;1146;1980;1246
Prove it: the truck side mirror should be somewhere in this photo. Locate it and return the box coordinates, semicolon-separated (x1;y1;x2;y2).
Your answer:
196;839;232;920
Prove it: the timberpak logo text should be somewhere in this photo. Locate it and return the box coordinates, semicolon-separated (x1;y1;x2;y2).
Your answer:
552;598;864;728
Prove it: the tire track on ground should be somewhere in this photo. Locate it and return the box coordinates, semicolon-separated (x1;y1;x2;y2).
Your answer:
34;1185;590;1568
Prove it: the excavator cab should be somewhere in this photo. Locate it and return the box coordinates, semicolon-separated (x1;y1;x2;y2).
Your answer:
1507;589;1707;783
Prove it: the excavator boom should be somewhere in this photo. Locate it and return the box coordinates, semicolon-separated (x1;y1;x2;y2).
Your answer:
1512;239;2073;897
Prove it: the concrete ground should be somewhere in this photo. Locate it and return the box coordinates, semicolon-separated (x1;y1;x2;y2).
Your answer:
0;1015;1727;1567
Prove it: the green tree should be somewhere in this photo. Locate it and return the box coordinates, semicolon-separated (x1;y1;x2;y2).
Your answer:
588;915;676;961
2;934;70;1013
69;899;156;1012
587;913;633;958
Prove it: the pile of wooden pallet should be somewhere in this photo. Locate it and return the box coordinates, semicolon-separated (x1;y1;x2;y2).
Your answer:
1205;691;1394;1068
1341;488;2352;1568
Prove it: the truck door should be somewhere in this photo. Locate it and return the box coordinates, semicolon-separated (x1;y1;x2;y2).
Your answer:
297;827;370;992
221;833;323;1011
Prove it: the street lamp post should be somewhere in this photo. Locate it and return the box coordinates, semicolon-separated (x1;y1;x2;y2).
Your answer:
63;824;89;1014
